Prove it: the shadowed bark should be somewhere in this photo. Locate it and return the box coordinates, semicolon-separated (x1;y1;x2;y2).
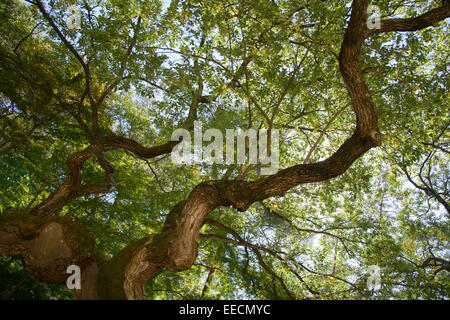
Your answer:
1;0;449;299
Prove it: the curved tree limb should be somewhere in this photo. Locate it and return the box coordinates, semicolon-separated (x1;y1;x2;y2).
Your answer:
29;136;179;217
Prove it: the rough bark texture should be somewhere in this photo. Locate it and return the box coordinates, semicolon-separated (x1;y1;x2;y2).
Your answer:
0;212;102;299
1;0;449;299
96;0;449;300
365;0;449;37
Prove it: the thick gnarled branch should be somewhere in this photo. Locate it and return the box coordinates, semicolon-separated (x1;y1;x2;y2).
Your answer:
0;212;102;299
30;136;178;217
6;0;449;300
99;0;449;300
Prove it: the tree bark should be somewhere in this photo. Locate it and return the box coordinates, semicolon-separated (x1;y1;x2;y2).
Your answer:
0;212;102;299
1;0;449;300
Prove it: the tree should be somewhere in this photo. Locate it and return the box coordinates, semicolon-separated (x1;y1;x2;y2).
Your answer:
0;0;448;300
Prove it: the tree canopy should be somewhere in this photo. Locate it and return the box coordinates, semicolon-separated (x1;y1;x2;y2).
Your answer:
0;0;449;300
